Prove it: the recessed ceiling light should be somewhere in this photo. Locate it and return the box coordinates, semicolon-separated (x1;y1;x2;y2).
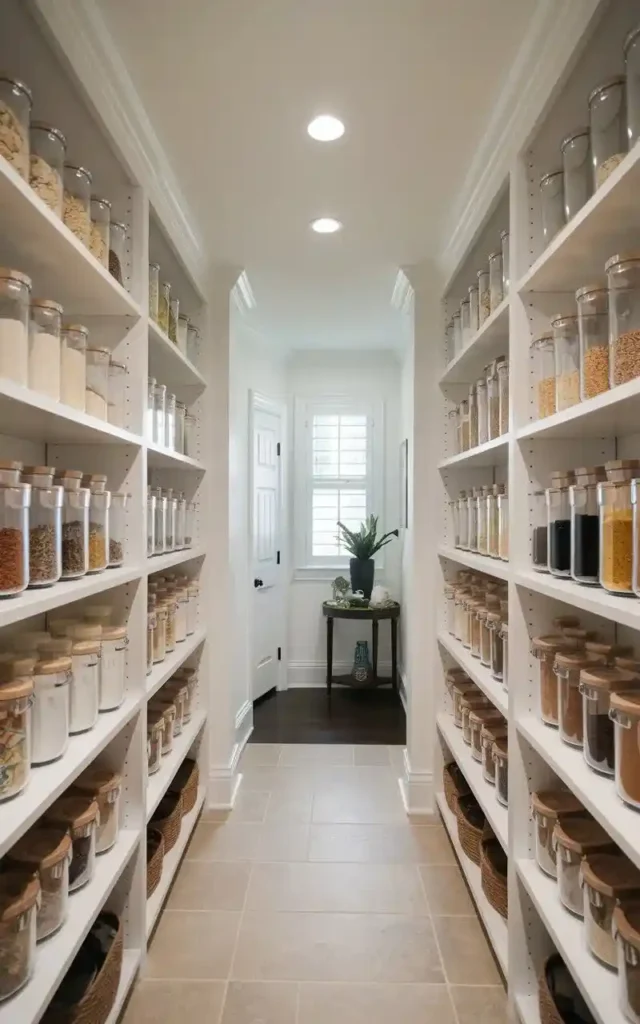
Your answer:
307;115;345;141
311;217;342;234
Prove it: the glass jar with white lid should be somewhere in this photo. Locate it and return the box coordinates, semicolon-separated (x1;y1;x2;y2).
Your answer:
85;346;109;420
63;165;91;246
561;127;591;221
89;196;110;267
22;465;63;587
589;77;627;189
0;267;31;387
54;469;90;579
29;297;62;401
31;643;71;764
82;473;110;574
107;359;127;428
476;377;488;445
29;122;65;216
174;584;188;643
0;75;32;179
109;220;127;287
452;312;462;357
60;323;87;411
146;602;156;675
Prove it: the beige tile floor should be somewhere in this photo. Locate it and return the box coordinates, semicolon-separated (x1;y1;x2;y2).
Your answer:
123;744;508;1024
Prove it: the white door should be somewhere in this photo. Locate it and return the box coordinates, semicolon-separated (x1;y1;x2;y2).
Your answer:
251;401;282;701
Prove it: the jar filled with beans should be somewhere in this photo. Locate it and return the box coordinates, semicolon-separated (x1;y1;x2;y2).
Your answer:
607;253;640;387
577;283;608;400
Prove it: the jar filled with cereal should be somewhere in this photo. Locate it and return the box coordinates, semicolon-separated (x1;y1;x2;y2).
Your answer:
531;332;555;418
29;122;65;216
576;283;608;400
0;76;32;180
89;196;110;268
552;315;580;411
606;253;640;387
589;77;627;189
598;459;640;595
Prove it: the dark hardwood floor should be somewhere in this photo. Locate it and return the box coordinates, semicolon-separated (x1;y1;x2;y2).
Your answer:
250;687;406;744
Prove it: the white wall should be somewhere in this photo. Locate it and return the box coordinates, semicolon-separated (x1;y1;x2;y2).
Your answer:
399;322;414;696
286;350;402;686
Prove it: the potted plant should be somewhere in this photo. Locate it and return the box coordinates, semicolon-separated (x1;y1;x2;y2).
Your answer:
337;515;398;599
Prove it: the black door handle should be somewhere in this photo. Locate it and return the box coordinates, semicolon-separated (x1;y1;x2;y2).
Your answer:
254;578;264;588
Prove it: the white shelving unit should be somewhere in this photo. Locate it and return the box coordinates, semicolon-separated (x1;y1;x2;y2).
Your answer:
432;4;640;1021
0;2;214;1018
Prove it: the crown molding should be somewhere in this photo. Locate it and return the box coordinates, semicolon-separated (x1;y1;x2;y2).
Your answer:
34;0;209;297
437;0;602;291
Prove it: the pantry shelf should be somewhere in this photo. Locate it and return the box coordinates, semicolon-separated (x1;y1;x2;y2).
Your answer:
437;711;508;852
147;546;207;574
440;297;509;385
146;711;207;821
148;320;206;391
146;628;206;700
146;784;206;937
516;375;640;440
436;792;509;975
147;442;206;471
517;858;622;1024
439;545;510;582
0;828;140;1024
438;630;508;716
438;434;508;470
514;569;640;631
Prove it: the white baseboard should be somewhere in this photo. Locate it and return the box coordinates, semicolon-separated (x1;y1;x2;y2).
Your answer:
287;660;393;688
207;700;253;809
398;747;434;816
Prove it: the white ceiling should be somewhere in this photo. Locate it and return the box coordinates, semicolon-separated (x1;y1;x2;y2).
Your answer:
97;0;539;351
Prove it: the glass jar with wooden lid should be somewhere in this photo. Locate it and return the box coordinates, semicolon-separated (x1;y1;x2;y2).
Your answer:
6;826;72;940
476;485;491;555
457;491;469;550
147;708;164;774
581;853;640;968
468;382;478;449
149;699;176;754
487;611;503;682
610;690;640;811
493;736;509;806
460;693;492;745
468;707;504;763
0;872;40;1001
613;901;640;1023
531;789;584;878
580;667;640;776
73;765;122;854
555;649;606;748
450;679;477;727
531;634;581;727
598;459;640;594
481;721;508;784
488;484;504;558
552;817;614;918
66;623;101;734
0;661;33;801
45;794;99;891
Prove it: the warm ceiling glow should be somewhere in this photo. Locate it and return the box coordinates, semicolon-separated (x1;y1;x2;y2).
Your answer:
311;218;343;234
307;115;345;141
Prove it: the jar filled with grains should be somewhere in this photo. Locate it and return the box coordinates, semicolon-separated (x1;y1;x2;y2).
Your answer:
500;230;510;295
497;358;509;435
488;250;503;313
147;486;156;557
546;470;575;577
148;263;160;321
29;122;65;216
160;592;177;654
580;666;639;776
153;603;167;662
85;346;109;420
0;873;39;1001
614;902;640;1024
476;378;488;446
109;492;129;567
187;322;199;363
149;700;176;754
169;297;179;343
89;196;110;268
458;398;470;451
0;75;32;179
185;501;196;547
570;466;606;585
45;795;98;892
469;708;504;762
498;489;508;560
576;283;609;400
598;459;640;594
0;663;33;801
457;491;469;549
82;473;110;573
481;722;507;784
153;382;166;445
0;267;31;387
147;709;164;773
153;487;166;555
531;332;555;419
60;323;88;411
55;469;90;579
107;359;127;428
468;284;479;336
452;312;462;357
532;634;580;727
540;170;565;244
626;25;640;149
477;268;491;325
6;827;72;942
582;854;640;969
461;694;492;744
468;383;478;449
561;127;592;221
0;475;30;597
177;313;189;355
109;220;127;287
553;817;614;918
552;314;581;411
163;488;176;551
468;488;480;552
470;601;483;659
22;466;63;587
29;298;62;402
607;253;640;386
63;165;91;246
589;77;627;189
158;280;171;334
531;789;584;878
610;690;640;809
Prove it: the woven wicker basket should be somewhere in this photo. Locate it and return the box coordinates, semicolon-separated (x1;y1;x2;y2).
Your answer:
443;761;470;815
147;828;165;899
539;956;569;1024
42;913;122;1024
169;757;200;816
151;791;183;852
456;793;492;865
480;836;508;919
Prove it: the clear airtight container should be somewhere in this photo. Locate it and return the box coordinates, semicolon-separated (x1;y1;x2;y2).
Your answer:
576;284;609;400
149;700;176;754
147;487;156;557
89;196;110;268
146;377;155;440
460;694;492;744
470;601;483;659
148;263;159;321
610;690;640;810
153;603;167;663
487;484;503;558
468;383;478;449
82;474;110;574
161;594;177;654
444;583;456;635
478;607;491;666
606;253;640;387
175;492;186;549
174;584;188;643
580;666;639;776
540;170;565;244
555;650;603;748
481;722;507;784
147;709;164;774
0;267;30;388
531;332;555;418
164;488;176;550
186;581;199;634
561;127;591;221
109;220;127;287
153;487;166;555
457;491;469;549
487;611;503;682
107;360;127;428
499;622;508;689
546;471;575;577
146;603;156;675
0;75;32;180
626;24;640;148
531;789;584;878
589;77;627;189
468;284;479;336
29;298;62;401
488;250;503;312
477;268;490;325
498;490;508;560
159;281;171;334
165;681;188;728
582;854;640;969
0;873;39;1000
497;358;509;435
165;392;176;450
552;315;580;411
501;230;510;294
460;298;471;347
60;323;87;411
486;360;500;440
458;399;470;452
184;413;197;458
169;298;179;344
469;708;504;763
532;489;548;571
109;492;129;567
553;817;614;918
63;165;91;246
570;466;606;585
55;469;90;579
31;645;70;764
175;666;198;720
476;378;488;445
74;766;122;853
0;478;30;596
187;323;200;363
614;902;640;1024
493;736;508;806
67;624;100;734
45;795;98;892
532;634;578;727
598;459;640;595
22;466;63;587
85;346;109;420
153;382;166;444
0;665;33;801
99;625;128;711
7;827;72;942
450;678;476;727
175;401;186;454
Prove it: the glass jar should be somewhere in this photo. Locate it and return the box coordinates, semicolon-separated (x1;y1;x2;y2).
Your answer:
22;465;63;587
67;624;100;734
164;488;176;550
487;611;503;681
570;466;606;585
546;471;575;577
89;196;110;268
607;252;640;387
477;268;490;325
0;479;30;596
481;723;506;784
109;220;127;287
497;358;509;435
468;383;478;449
532;634;578;727
29;298;62;401
610;690;640;809
175;401;186;454
444;583;456;635
499;622;509;689
500;230;510;295
177;667;198;718
468;284;479;336
149;701;176;754
82;473;110;574
153;604;167;663
477;485;490;556
165;681;188;728
478;607;491;667
99;625;128;711
484;360;498;441
555;650;603;748
165;392;176;449
161;594;177;654
576;284;609;400
553;817;614;918
469;708;504;763
153;382;166;445
29;122;65;216
450;499;459;548
488;250;503;313
85;346;109;420
452;588;469;643
452;312;462;357
589;77;627;189
561;127;592;221
7;827;72;941
627;24;640;150
107;360;127;428
185;502;196;547
493;737;508;806
458;398;469;451
184;412;197;458
0;667;33;801
146;603;156;675
145;377;156;441
468;488;480;552
456;491;468;549
74;766;122;854
488;485;503;558
552;315;580;411
599;459;640;594
451;678;476;726
532;489;548;570
0;873;39;1000
186;582;199;634
531;332;555;419
63;165;91;246
153;487;166;554
109;492;129;567
0;267;31;387
460;298;471;347
461;694;491;744
60;323;87;411
147;487;156;557
147;710;164;774
476;378;488;446
0;75;32;179
177;313;189;355
580;666;639;775
54;469;90;579
540;170;565;244
148;263;160;321
470;602;482;659
31;647;70;764
187;323;199;363
45;795;98;892
498;490;509;561
614;902;640;1024
169;297;179;343
582;854;640;969
159;280;171;334
175;491;186;548
531;789;583;878
174;584;188;643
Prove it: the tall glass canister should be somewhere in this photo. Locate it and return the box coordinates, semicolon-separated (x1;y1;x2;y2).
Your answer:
625;25;640;148
477;486;491;555
561;127;592;220
457;491;469;550
552;314;581;411
0;268;31;387
147;486;156;557
0;479;30;596
488;250;503;313
589;77;627;188
164;488;176;551
152;487;166;555
477;268;491;325
29;297;62;401
60;323;87;411
461;298;471;348
109;492;129;567
468;284;479;336
532;489;549;572
570;466;606;586
577;284;609;400
477;377;488;445
531;332;556;418
81;474;110;574
468;383;478;449
500;230;510;295
599;460;640;595
55;469;90;579
546;471;575;577
606;253;640;388
176;492;186;548
540;170;565;244
109;220;127;286
153;382;166;445
468;489;479;553
487;360;500;440
498;489;509;561
497;358;509;435
459;399;470;451
148;263;159;322
21;466;62;588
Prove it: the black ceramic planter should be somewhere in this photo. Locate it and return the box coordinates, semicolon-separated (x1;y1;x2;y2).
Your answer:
350;558;375;599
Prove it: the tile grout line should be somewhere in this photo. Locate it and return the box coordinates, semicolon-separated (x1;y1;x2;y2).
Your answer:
415;848;462;1024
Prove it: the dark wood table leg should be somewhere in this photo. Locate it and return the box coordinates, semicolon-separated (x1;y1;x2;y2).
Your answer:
391;617;398;690
372;619;379;682
326;615;334;695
